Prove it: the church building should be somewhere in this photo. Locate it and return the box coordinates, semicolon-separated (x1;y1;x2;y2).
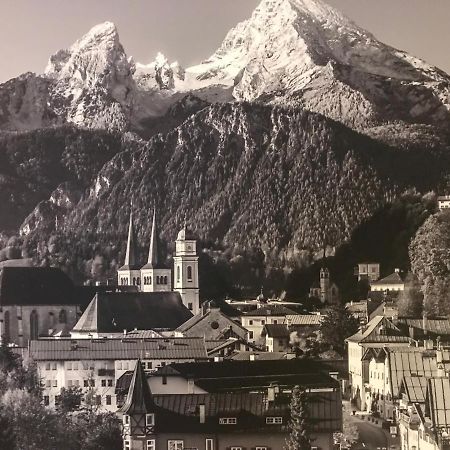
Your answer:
117;210;200;315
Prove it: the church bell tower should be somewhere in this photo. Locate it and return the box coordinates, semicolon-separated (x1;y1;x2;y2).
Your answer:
173;224;200;314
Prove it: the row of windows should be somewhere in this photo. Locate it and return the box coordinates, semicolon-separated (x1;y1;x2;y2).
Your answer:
122;438;271;450
142;275;169;285
218;417;282;425
44;394;113;406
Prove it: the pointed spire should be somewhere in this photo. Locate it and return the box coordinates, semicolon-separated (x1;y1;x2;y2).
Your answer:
147;209;159;267
119;359;155;414
123;209;139;269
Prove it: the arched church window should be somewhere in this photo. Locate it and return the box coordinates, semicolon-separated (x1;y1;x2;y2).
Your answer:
177;266;180;282
149;276;152;285
59;309;67;324
137;277;141;286
163;276;168;284
156;276;160;285
133;278;136;286
4;311;10;342
187;266;193;281
30;310;39;340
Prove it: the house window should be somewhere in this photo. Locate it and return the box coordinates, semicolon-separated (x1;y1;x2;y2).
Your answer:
206;439;214;450
108;379;114;387
101;379;106;387
219;417;237;424
146;413;155;426
96;395;102;405
230;448;242;450
266;416;283;424
147;441;155;450
123;415;130;425
249;331;254;339
162;376;167;385
51;362;57;370
53;380;58;387
43;396;50;406
59;309;67;324
168;440;184;450
146;362;153;370
84;380;89;387
106;395;112;405
188;302;193;311
256;447;268;450
45;380;51;387
30;310;39;340
249;320;253;325
45;363;50;370
177;266;181;282
124;440;131;450
187;266;193;281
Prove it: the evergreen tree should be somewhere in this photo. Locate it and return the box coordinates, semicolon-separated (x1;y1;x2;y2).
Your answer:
319;303;359;356
285;386;311;450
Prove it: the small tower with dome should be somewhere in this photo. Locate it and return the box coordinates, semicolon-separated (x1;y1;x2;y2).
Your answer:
173;223;200;314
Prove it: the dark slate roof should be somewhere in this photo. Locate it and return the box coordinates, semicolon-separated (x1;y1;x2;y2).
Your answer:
29;337;208;361
150;359;341;392
119;359;155;414
397;318;450;337
243;305;299;317
262;324;290;338
150;391;342;433
0;267;76;306
73;292;193;332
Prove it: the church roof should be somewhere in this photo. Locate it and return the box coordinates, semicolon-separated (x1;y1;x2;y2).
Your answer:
141;209;166;270
0;267;77;306
119;211;140;271
119;359;155;415
72;291;193;333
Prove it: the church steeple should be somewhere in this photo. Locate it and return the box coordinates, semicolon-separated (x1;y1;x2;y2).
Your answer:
146;209;160;269
141;208;172;292
124;210;139;269
117;209;142;288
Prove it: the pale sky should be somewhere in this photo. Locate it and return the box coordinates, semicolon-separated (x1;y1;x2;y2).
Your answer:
0;0;449;83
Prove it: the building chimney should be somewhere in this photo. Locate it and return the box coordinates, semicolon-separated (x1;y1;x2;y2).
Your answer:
425;339;434;350
250;354;256;361
123;329;127;336
199;404;206;424
395;268;400;273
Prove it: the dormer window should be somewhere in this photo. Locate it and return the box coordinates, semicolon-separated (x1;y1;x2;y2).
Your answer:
123;414;130;425
145;413;155;426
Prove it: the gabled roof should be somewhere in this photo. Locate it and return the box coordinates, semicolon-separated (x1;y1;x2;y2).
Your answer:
371;271;404;286
400;376;428;404
243;305;299;317
262;324;290;338
176;308;248;340
346;315;401;344
427;377;450;430
119;359;155;414
73;292;192;333
0;267;76;306
30;337;208;361
387;348;438;397
119;211;140;271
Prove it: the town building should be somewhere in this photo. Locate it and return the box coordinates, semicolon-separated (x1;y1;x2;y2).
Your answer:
399;376;450;450
370;269;405;292
261;323;290;352
119;359;343;450
0;267;81;345
284;313;324;338
355;263;380;282
29;337;208;411
438;195;450;211
70;291;193;338
225;292;305;314
117;210;200;314
240;305;299;344
346;315;412;410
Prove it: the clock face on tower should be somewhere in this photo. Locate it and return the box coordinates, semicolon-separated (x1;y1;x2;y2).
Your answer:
187;245;192;251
